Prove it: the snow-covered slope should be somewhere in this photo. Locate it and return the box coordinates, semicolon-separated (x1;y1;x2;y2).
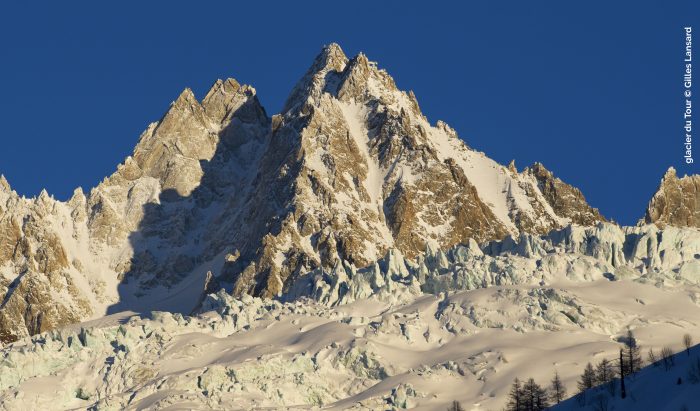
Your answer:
552;346;700;411
0;43;609;342
1;224;699;410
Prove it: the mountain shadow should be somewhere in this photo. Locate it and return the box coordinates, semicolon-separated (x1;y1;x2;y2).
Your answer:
104;80;285;315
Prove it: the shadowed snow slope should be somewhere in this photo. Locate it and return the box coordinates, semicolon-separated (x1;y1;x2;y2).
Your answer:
552;345;700;411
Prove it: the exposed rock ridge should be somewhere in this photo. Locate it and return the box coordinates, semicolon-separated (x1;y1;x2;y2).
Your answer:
642;166;700;228
524;162;605;226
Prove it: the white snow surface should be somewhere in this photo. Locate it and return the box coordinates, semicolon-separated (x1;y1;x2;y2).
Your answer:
1;223;700;410
338;101;383;207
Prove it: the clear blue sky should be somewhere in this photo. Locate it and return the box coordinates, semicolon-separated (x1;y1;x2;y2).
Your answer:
0;1;697;225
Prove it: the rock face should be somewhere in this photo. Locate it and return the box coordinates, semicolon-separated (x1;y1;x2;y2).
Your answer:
524;162;605;226
0;43;608;341
643;167;700;228
220;44;607;298
0;188;91;341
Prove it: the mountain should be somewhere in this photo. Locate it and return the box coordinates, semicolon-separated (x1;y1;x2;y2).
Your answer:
643;166;700;228
1;43;699;411
1;222;699;410
0;43;608;342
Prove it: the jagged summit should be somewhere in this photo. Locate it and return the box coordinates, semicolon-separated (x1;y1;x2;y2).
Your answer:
317;42;348;71
282;43;349;114
172;87;198;106
0;43;666;344
524;162;605;226
507;159;517;174
283;43;410;119
643;166;700;228
0;174;10;193
201;78;245;122
663;165;677;179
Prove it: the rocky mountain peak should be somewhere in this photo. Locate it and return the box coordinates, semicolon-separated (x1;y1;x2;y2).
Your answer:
67;187;86;209
507;160;517;174
317;42;348;72
0;175;10;193
524;162;606;226
643;166;700;228
527;162;551;179
37;188;51;201
204;78;241;99
334;52;373;99
282;43;349;114
125;79;267;198
172;87;199;109
662;166;677;181
334;51;408;111
202;78;244;124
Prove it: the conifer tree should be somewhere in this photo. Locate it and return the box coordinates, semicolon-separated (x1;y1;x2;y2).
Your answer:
660;346;675;371
446;400;465;411
549;371;566;404
578;362;596;392
596;358;615;395
647;348;657;367
619;349;626;399
533;382;550;411
624;329;643;374
522;378;549;411
683;334;693;356
506;378;523;411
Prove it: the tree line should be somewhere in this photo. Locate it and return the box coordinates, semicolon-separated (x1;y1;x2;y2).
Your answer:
447;331;695;410
496;330;695;411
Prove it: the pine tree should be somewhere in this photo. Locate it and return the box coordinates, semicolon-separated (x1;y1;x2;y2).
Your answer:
522;378;535;411
660;346;675;371
521;378;549;411
575;362;596;404
533;382;550;410
683;334;693;356
647;347;658;367
446;400;465;411
549;371;566;404
596;358;615;395
506;378;523;411
578;362;596;392
624;329;643;374
619;349;626;399
523;378;534;411
596;358;613;384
